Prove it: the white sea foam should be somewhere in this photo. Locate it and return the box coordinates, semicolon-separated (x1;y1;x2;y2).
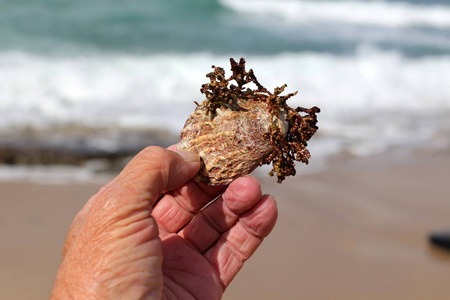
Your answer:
221;0;450;29
1;49;449;158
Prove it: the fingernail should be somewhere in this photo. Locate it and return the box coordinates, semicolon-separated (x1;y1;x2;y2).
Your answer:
176;150;200;163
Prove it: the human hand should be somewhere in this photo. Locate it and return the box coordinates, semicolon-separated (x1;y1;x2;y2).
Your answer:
51;145;278;299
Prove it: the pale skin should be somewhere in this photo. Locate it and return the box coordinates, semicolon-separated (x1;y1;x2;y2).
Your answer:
51;145;278;299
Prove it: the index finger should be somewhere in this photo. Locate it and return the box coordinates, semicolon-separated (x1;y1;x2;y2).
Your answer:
151;144;228;234
168;143;228;201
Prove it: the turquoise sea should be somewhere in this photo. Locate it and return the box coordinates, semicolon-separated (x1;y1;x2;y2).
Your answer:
1;0;450;177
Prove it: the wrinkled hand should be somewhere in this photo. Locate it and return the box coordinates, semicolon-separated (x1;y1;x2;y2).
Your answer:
51;145;278;299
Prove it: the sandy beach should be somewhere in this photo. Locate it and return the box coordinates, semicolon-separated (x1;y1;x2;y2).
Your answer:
1;151;450;300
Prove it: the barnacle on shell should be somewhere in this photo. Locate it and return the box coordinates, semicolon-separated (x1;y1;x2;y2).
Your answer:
179;58;320;185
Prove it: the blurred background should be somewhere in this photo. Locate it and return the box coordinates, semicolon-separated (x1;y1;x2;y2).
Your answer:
1;0;450;299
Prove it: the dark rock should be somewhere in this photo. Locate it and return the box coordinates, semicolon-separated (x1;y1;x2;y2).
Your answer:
429;231;450;251
0;127;178;171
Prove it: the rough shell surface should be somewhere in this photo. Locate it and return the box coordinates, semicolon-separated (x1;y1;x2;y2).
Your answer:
179;100;285;185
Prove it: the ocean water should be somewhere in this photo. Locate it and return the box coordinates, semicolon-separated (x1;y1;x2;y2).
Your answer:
1;0;450;175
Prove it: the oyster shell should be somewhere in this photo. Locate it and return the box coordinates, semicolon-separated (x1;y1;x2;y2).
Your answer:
179;58;320;185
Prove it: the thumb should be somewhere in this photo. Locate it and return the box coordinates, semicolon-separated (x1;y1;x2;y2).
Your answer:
91;145;201;220
116;145;200;197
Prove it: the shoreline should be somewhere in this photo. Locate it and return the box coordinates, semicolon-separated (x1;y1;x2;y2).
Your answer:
1;150;450;299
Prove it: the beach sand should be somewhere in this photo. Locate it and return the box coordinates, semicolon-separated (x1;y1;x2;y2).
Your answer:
1;152;450;299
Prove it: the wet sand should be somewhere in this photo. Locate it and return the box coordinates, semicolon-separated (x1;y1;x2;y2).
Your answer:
1;152;450;299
